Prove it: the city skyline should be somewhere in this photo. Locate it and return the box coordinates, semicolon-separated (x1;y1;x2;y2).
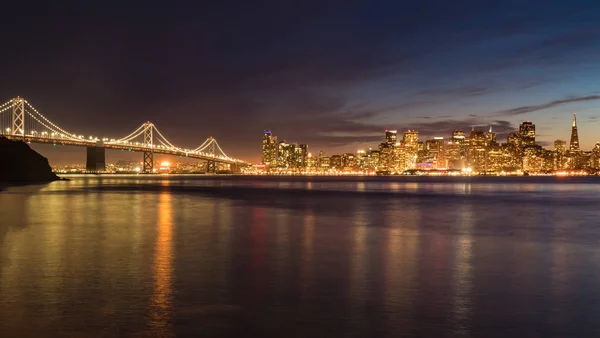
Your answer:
261;113;600;174
1;1;600;165
21;111;600;167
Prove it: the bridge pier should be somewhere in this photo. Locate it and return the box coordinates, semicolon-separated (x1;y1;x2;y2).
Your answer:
143;151;154;173
207;160;216;174
230;163;240;174
86;143;106;172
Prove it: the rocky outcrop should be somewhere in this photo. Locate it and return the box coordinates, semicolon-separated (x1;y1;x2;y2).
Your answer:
0;136;59;183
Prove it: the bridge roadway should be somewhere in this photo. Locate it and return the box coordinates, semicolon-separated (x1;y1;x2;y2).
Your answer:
3;134;244;166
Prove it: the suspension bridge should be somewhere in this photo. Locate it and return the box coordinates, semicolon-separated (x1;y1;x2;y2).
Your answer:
0;97;247;173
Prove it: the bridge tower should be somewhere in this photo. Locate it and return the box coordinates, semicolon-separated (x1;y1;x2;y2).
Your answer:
86;140;106;172
11;97;24;139
143;122;154;173
206;137;216;173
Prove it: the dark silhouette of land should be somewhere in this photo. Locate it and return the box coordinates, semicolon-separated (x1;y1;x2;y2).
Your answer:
0;136;59;184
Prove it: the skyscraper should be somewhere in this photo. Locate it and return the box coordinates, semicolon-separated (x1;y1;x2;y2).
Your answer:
262;130;278;166
403;130;419;169
519;121;535;147
570;113;580;152
486;126;497;145
385;130;397;144
466;129;487;172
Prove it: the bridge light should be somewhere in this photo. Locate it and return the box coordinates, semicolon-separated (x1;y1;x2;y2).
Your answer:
5;128;10;133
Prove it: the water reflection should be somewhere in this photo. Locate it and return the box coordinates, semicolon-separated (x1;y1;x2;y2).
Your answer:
452;202;474;336
2;176;600;337
147;192;174;336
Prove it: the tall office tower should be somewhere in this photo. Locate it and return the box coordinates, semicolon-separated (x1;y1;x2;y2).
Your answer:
570;113;580;152
507;132;521;148
385;130;397;144
342;153;357;169
554;139;567;170
262;130;278;166
330;155;342;169
425;137;445;168
519;121;536;147
318;151;330;170
554;140;567;155
466;129;487;172
452;130;467;155
296;144;308;168
378;142;393;170
393;142;406;172
367;149;380;170
592;142;600;169
486;126;497;145
452;130;466;141
445;139;462;169
356;150;366;169
278;141;295;168
403;130;419;169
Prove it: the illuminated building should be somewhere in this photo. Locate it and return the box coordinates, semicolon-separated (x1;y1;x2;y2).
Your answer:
519;121;536;147
445;139;463;169
385;130;397;144
330;155;342;170
393;142;406;172
486;126;497;145
425;137;445;168
296;144;308;168
366;149;380;170
262;130;278;167
403;130;419;169
554;139;567;170
342;153;357;170
522;146;543;172
318;151;330;170
507;132;521;149
356;149;366;168
378;142;393;170
278;141;295;168
306;153;316;168
452;130;467;155
570;113;580;152
486;144;504;172
592;142;600;169
466;129;487;172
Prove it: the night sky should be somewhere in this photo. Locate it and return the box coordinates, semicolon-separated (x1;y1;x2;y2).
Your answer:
2;0;600;164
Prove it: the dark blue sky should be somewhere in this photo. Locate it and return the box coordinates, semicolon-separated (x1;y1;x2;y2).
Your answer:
1;0;599;163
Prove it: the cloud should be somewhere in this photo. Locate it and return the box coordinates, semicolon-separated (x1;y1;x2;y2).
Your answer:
493;95;600;116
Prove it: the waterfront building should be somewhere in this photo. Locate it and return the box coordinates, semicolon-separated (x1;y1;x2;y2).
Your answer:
570;113;580;152
342;153;357;170
403;130;419;169
466;129;487;172
278;141;296;168
554;139;567;170
330;155;342;170
486;126;497;146
519;121;536;148
385;130;397;145
592;142;600;169
445;139;463;169
425;137;445;168
262;130;278;167
378;142;393;170
296;144;308;168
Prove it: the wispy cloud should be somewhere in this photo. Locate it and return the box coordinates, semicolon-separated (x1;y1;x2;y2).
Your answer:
493;95;600;116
